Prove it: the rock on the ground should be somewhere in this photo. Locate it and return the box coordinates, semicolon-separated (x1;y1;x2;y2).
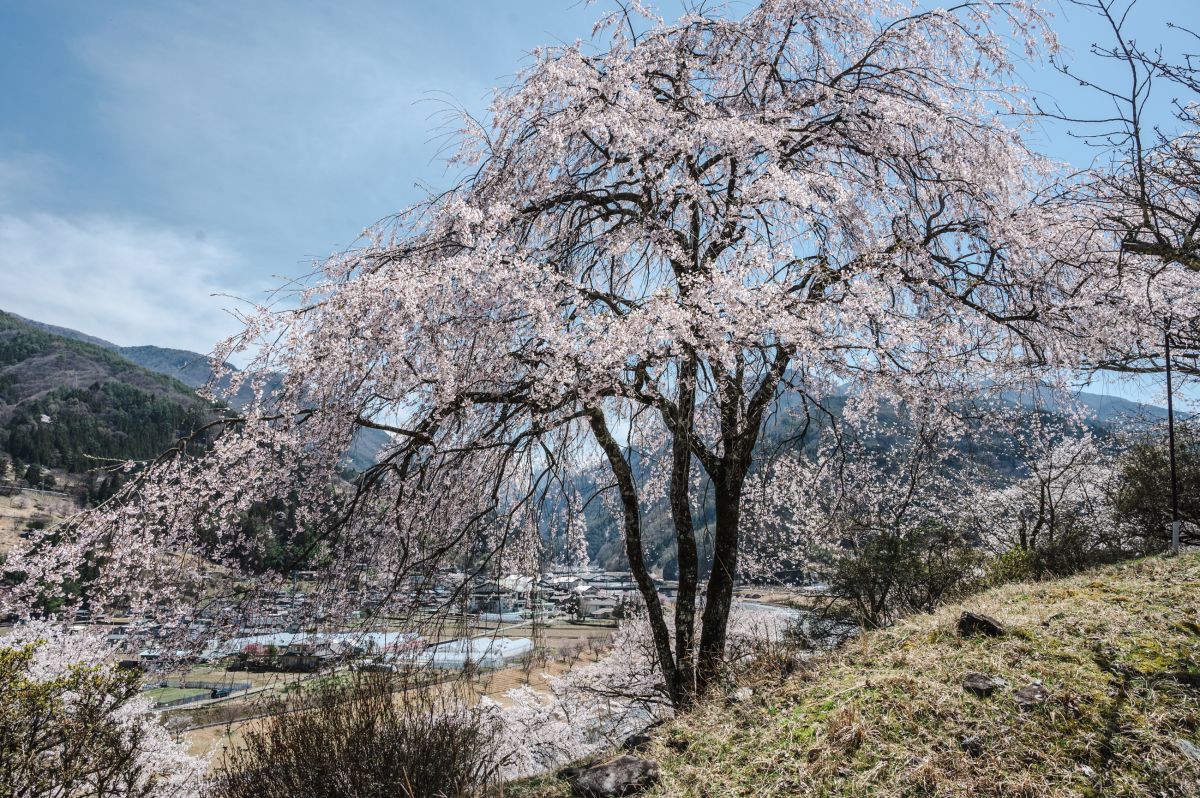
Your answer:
728;687;754;704
1176;738;1200;762
959;735;984;757
1013;683;1050;707
957;611;1006;637
560;755;661;797
621;733;652;752
962;672;1006;697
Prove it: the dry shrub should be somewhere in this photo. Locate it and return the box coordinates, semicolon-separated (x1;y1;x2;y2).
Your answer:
215;671;505;798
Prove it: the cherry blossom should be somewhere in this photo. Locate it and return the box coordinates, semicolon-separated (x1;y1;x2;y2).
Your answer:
4;0;1196;708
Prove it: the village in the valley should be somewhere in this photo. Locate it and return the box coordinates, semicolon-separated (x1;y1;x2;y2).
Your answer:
1;473;806;761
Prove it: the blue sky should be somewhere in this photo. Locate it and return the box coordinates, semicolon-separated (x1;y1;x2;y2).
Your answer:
0;0;1194;403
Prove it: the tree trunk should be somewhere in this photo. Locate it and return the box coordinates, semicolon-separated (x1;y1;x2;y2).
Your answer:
587;408;679;704
670;355;699;706
693;352;786;694
697;475;743;693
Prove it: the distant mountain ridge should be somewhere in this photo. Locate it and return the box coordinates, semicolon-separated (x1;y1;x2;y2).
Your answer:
0;310;210;471
2;310;388;472
578;387;1170;575
1003;386;1169;425
3;308;1167;523
12;312;249;397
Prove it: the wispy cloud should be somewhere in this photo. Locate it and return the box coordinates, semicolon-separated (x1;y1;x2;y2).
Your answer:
1;211;260;353
1;0;501;357
0;151;62;210
0;1;596;353
71;0;513;256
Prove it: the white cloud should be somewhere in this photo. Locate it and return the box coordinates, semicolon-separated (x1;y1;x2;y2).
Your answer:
71;1;500;256
0;152;62;211
1;211;262;353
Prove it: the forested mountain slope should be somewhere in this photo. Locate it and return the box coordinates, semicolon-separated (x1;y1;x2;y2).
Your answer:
576;390;1168;576
1;310;388;472
0;310;209;471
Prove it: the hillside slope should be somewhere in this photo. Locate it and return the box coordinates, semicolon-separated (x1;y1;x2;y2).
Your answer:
0;310;212;471
3;310;389;472
0;311;199;417
13;311;264;404
520;554;1200;797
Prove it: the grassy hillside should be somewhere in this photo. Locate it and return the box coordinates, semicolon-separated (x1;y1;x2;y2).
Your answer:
517;554;1200;797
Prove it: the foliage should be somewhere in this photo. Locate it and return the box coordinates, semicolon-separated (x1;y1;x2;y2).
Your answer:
1113;423;1200;545
214;672;505;798
5;381;209;472
827;523;983;628
0;624;206;798
82;469;128;507
968;427;1166;579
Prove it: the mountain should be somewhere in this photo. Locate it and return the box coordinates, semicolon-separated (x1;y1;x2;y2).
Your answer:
2;311;389;472
1004;386;1169;425
118;345;227;391
114;345;391;472
13;312;264;406
575;389;1170;575
0;310;210;472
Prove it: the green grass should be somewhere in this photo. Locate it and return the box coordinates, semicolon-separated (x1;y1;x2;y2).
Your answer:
510;554;1200;797
144;686;208;705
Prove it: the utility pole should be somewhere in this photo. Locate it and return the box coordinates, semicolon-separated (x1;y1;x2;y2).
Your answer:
1166;327;1182;554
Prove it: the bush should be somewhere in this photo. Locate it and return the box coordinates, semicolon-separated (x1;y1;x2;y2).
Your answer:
826;523;982;628
0;630;205;797
215;672;506;798
1113;425;1200;547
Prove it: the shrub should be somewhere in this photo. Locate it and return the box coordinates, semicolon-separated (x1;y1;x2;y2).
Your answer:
0;627;206;797
826;523;982;628
1113;424;1200;547
214;671;506;798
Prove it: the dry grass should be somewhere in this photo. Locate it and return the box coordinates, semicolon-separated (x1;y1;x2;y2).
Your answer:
180;638;614;769
0;488;76;556
508;554;1200;797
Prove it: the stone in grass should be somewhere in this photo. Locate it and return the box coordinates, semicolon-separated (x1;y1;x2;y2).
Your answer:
1176;738;1200;762
726;686;754;705
560;755;661;797
1013;683;1051;707
957;611;1006;637
962;672;1007;697
959;735;985;757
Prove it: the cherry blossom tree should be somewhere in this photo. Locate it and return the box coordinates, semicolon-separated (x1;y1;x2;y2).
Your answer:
5;0;1188;709
970;428;1115;555
0;623;208;798
1048;0;1200;372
